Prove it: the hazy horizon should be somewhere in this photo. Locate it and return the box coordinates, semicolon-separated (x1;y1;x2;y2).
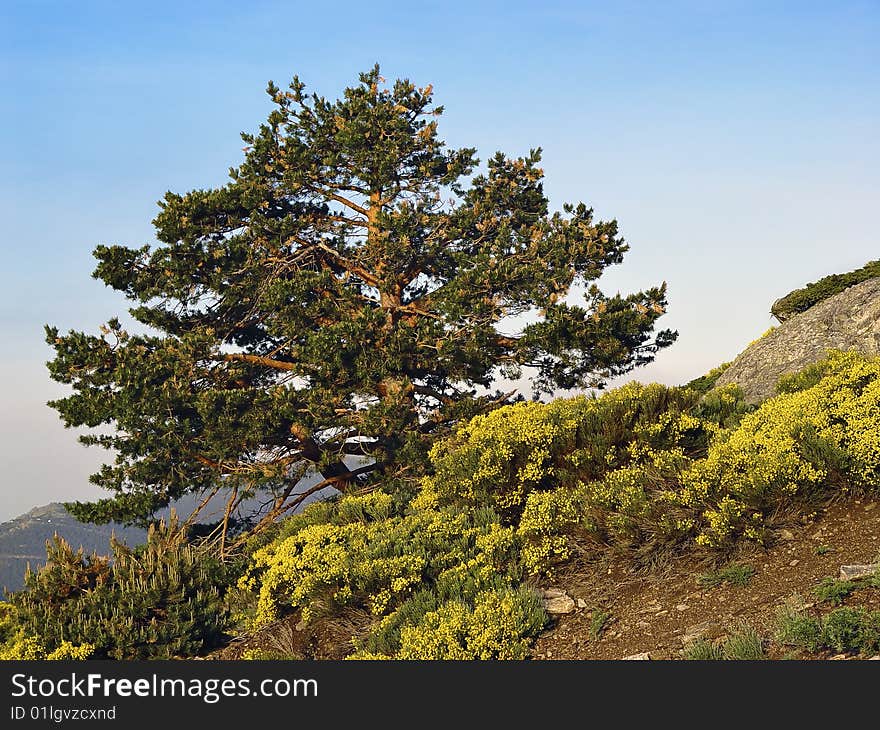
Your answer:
1;1;877;521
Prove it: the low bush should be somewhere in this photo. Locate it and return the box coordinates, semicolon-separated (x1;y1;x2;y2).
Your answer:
776;601;880;656
697;564;755;588
237;491;546;659
814;578;857;606
683;638;723;660
684;622;765;660
0;603;93;660
721;622;765;660
671;351;880;546
589;609;612;639
423;381;747;525
518;351;880;554
7;519;232;659
683;362;731;396
775;600;824;653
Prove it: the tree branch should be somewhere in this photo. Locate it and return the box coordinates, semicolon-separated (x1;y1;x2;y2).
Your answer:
221;353;298;371
413;384;455;405
305;184;370;217
228;461;379;549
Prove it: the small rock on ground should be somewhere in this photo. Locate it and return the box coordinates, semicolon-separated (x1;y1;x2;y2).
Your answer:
839;564;879;580
681;621;725;645
542;588;576;614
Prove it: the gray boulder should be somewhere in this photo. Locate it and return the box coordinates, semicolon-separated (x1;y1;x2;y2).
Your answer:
715;277;880;404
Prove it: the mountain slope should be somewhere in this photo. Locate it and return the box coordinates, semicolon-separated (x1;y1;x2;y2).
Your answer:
0;503;144;593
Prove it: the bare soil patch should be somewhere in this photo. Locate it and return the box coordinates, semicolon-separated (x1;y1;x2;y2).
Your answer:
531;496;880;660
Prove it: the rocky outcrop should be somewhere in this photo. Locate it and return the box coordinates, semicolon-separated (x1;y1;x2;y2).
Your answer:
715;277;880;403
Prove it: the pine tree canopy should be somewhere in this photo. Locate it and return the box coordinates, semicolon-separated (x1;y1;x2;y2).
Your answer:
46;66;677;543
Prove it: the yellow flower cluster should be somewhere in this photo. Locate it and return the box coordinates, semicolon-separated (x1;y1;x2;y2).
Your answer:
0;604;93;660
239;491;523;640
351;587;545;660
678;351;880;545
424;398;587;517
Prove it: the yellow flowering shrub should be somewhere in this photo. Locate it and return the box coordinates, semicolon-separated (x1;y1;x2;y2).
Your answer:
678;351;880;545
425;382;728;523
242;493;520;626
423;381;727;573
423;399;586;520
443;351;880;556
518;446;695;572
237;491;541;658
392;587;545;660
45;641;95;660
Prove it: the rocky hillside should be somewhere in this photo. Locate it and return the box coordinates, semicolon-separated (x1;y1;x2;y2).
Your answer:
530;496;880;660
717;277;880;403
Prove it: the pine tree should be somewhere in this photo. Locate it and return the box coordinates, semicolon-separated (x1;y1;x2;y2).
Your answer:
46;66;676;543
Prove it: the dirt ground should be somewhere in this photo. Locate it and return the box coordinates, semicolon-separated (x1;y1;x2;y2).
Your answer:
530;495;880;660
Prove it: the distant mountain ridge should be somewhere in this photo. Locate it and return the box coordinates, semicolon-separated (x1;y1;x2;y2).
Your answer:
0;473;340;594
0;502;145;594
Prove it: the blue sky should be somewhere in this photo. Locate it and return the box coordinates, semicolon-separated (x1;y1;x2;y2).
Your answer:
1;1;877;520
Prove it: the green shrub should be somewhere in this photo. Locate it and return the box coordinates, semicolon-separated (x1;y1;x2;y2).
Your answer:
821;608;865;653
0;603;17;646
0;603;93;660
855;611;880;654
721;622;765;660
776;601;880;656
689;383;753;430
684;623;765;660
8;520;232;659
814;578;856;606
770;260;880;322
698;563;755;588
776;604;824;653
683;363;732;395
683;638;723;660
589;609;612;639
